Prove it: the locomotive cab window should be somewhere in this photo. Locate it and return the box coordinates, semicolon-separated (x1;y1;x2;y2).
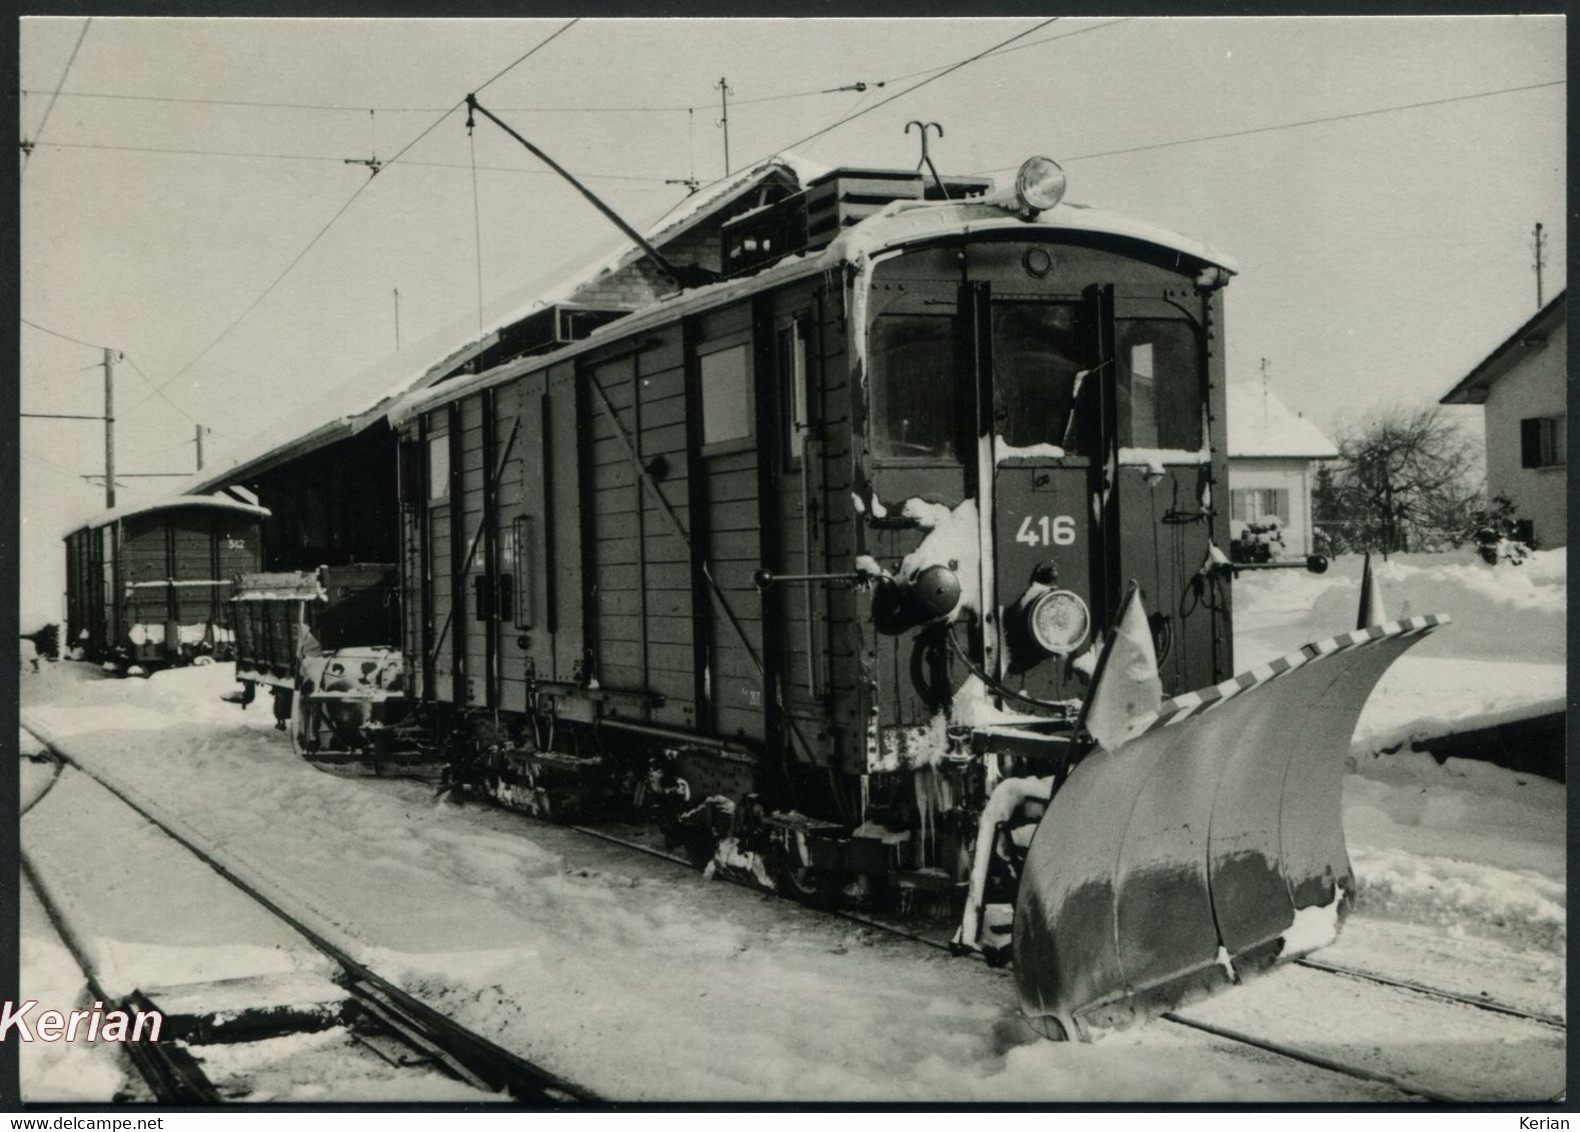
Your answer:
780;318;811;464
1117;319;1201;451
699;341;753;450
871;314;961;460
991;302;1087;453
427;434;450;500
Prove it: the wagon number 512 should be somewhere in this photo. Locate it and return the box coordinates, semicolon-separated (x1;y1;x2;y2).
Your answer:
1016;514;1077;547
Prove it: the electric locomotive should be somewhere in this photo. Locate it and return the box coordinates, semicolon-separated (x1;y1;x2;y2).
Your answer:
319;154;1440;1038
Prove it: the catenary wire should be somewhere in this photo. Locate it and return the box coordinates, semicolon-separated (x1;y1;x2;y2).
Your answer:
24;18;92;163
29;140;682;183
972;78;1567;173
22;316;109;352
17;89;693;113
743;18;1060;165
20;19;1132;118
121;353;237;440
127;19;581;411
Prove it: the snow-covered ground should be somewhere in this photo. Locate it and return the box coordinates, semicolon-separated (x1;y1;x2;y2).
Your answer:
16;549;1565;1102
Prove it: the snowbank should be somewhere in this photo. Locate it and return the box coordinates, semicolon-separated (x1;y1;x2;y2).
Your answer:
1235;550;1566;665
1344;747;1566;952
17;661;1469;1102
19;883;132;1102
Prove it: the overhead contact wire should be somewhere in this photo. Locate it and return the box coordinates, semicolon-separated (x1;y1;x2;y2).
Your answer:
24;17;92;169
973;78;1567;172
128;18;581;412
748;18;1060;164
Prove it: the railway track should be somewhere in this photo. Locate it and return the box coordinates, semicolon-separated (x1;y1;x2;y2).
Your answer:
19;729;592;1105
555;815;1562;1103
20;723;1562;1103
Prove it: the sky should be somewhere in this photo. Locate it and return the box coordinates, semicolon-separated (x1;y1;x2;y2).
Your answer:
16;15;1567;623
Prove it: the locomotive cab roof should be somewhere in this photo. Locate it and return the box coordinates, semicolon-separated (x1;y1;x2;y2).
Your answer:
389;165;1237;426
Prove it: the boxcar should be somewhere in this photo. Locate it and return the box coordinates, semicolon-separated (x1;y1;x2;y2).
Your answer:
64;495;269;670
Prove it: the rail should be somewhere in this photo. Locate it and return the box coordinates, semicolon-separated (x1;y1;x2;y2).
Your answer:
21;724;594;1104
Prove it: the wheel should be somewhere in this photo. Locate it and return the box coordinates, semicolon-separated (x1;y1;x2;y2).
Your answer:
765;839;838;908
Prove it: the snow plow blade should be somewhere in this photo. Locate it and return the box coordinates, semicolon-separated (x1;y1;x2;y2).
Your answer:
1013;615;1448;1041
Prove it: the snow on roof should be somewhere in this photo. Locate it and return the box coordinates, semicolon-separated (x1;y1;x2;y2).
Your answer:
391;194;1240;425
185;154;827;495
1226;383;1338;459
69;492;271;534
1439;289;1567;406
826;196;1238;274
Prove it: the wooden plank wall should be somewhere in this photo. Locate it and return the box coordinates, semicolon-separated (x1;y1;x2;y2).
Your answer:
491;379;530;714
692;306;766;743
458;394;488;706
813;289;862;751
119;518;169;636
392;274;864;766
398;430;426;699
583;330;697;732
425;408;455;702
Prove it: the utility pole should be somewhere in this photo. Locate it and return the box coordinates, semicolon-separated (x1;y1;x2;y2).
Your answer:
393;287;402;351
1531;222;1547;309
714;76;732;177
1259;357;1271;425
102;347;116;509
195;423;205;472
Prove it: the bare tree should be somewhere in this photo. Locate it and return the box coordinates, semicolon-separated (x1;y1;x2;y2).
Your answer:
1317;406;1481;556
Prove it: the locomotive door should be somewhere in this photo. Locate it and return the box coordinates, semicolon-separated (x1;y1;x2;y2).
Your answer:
489;380;537;714
1109;293;1217;694
693;319;768;743
976;282;1115;702
766;309;825;756
422;406;458;703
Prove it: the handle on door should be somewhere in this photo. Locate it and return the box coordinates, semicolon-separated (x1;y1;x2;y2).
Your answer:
496;573;514;623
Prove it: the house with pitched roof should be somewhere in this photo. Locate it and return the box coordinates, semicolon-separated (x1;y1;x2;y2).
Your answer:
1440;291;1566;549
1226;383;1339;557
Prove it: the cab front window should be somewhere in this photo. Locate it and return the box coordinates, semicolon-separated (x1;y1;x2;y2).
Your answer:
871;314;962;460
1117;319;1201;451
991;302;1086;453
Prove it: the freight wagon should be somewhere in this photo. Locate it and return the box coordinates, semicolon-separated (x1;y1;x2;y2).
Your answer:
64;496;269;671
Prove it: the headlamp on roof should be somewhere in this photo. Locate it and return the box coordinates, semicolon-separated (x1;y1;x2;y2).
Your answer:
1014;156;1067;219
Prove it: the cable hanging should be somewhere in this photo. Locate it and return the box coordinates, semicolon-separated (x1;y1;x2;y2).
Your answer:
466;101;485;331
23;17;92;169
123;18;582;416
972;78;1567;173
741;17;1060;167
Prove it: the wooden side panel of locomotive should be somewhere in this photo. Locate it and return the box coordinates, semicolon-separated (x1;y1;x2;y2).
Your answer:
395;270;871;804
581;327;698;731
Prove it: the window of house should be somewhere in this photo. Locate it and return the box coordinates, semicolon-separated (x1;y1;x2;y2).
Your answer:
700;342;753;448
1231;487;1289;524
1520;416;1564;468
427;435;450;500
